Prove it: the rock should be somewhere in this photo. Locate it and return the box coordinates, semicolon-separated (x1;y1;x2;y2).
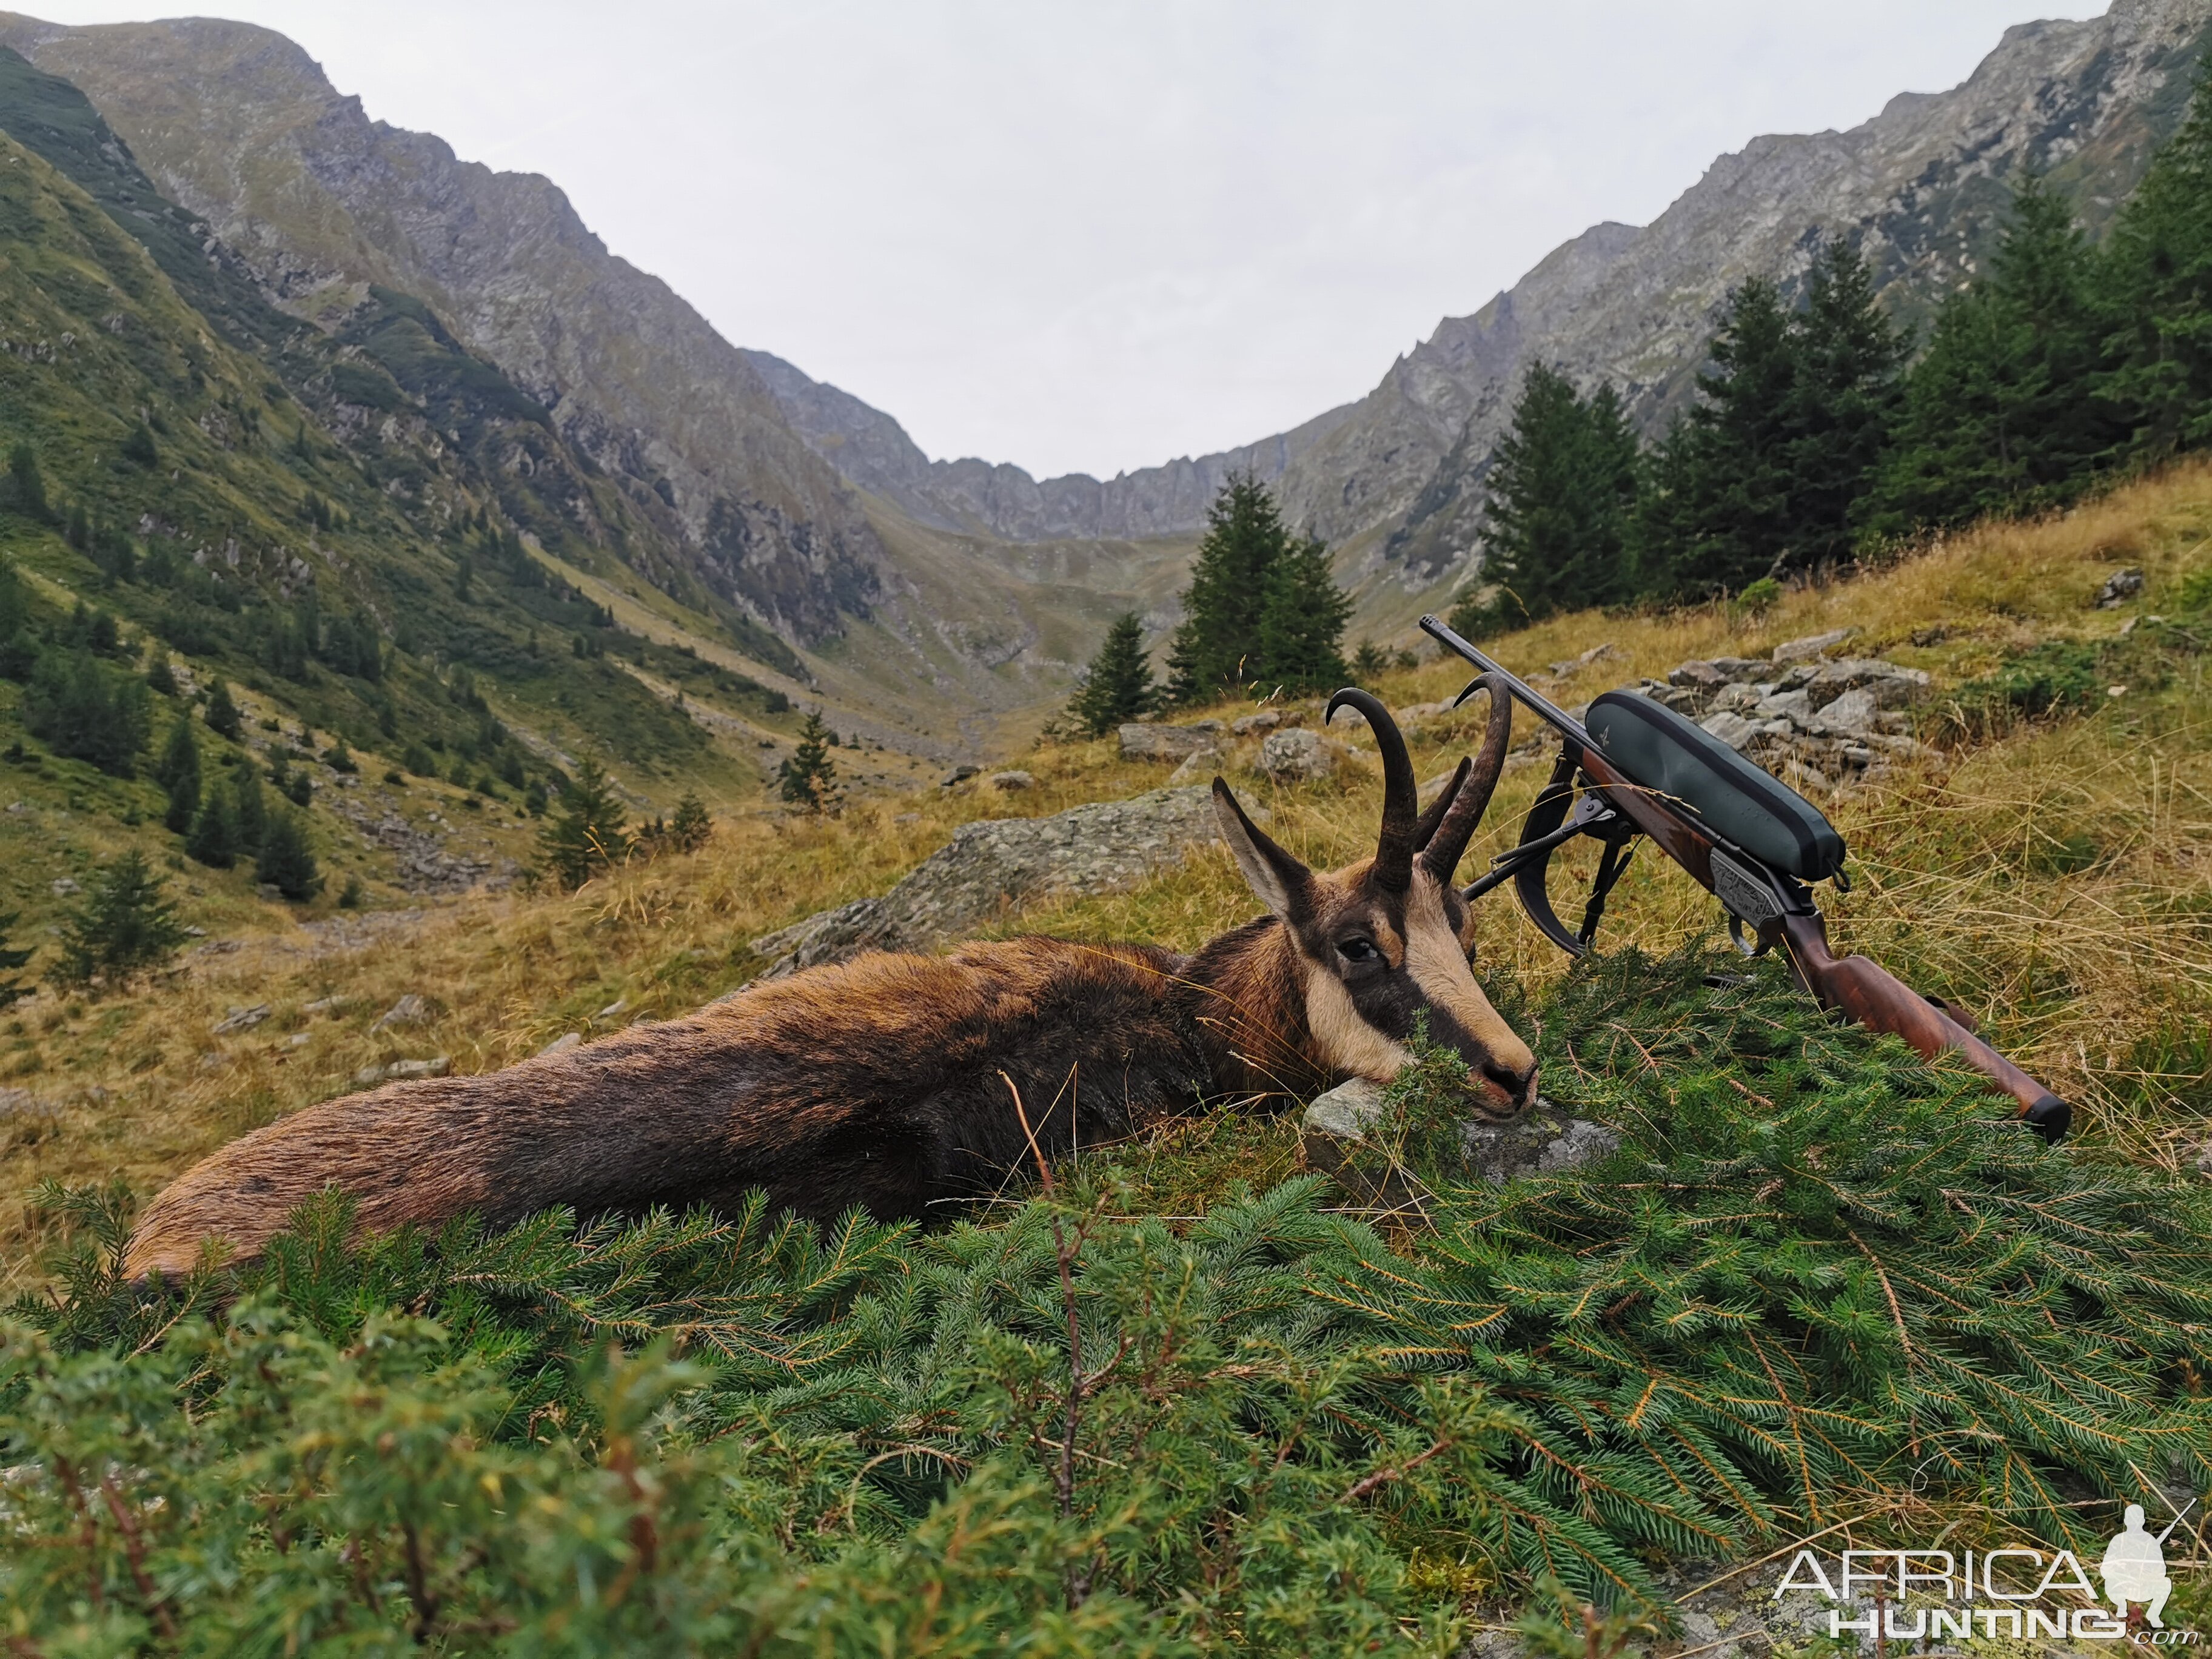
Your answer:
301;996;343;1016
1712;682;1765;716
372;993;432;1030
1547;642;1620;679
210;1003;272;1035
1770;628;1856;664
1259;727;1342;782
1752;689;1814;722
1119;721;1224;761
1301;1077;1621;1207
987;770;1034;791
1700;711;1759;751
1708;657;1770;682
1667;660;1726;689
1802;658;1932;706
1809;687;1879;735
939;765;980;788
2195;1141;2212;1179
1165;747;1224;785
284;1031;311;1050
749;785;1228;977
597;999;626;1019
1461;1107;1623;1185
1230;711;1282;737
2096;568;2145;608
538;1031;583;1057
357;1055;451;1086
50;877;79;896
1392;701;1453;731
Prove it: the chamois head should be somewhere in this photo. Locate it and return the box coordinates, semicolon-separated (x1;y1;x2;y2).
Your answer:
1211;680;1537;1119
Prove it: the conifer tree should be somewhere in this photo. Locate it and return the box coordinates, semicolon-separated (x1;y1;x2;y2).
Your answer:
2100;63;2212;458
1631;276;1800;598
1350;640;1390;682
1471;364;1643;625
121;420;159;469
0;908;33;1007
255;808;323;902
203;679;242;742
8;441;49;521
538;757;631;888
156;714;201;835
777;713;842;813
52;850;187;988
668;790;712;853
184;784;241;869
1067;612;1158;737
1786;237;1908;569
1165;474;1292;703
1863;178;2116;535
20;649;150;776
230;763;267;855
1255;535;1353;692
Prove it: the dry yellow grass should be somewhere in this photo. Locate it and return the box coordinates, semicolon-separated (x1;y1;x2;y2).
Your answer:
4;461;2208;1285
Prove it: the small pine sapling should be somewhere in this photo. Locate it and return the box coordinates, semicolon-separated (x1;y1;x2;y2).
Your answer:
52;850;187;988
777;712;842;812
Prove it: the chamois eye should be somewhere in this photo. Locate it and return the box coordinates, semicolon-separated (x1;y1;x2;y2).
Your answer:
1337;938;1379;964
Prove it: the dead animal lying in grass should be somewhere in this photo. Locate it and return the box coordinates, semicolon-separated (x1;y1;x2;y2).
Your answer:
126;688;1535;1279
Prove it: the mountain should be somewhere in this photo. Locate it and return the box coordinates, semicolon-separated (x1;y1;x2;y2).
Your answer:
748;0;2212;614
0;12;885;651
1;0;2208;722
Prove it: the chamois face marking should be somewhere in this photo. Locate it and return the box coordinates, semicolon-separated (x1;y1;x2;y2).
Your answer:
1211;679;1537;1118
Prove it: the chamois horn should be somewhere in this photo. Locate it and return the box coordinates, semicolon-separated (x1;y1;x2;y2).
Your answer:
1421;672;1513;883
1324;686;1417;893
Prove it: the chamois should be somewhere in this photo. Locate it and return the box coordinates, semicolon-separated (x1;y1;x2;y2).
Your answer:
124;685;1535;1281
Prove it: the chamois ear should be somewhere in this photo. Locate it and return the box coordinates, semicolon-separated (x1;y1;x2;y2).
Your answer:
1212;777;1312;922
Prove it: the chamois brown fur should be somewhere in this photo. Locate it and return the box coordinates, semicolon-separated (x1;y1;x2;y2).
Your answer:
125;685;1537;1281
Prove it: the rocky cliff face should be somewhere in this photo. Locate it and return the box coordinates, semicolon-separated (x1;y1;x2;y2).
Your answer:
1305;0;2212;587
754;0;2210;597
0;12;883;646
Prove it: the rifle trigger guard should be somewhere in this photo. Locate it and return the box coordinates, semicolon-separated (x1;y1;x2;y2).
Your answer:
1726;913;1773;959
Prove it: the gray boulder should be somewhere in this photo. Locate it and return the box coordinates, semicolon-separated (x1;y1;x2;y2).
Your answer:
987;770;1035;792
1230;710;1284;736
1301;1076;1621;1208
1259;727;1342;782
1119;721;1224;761
749;785;1228;977
1809;686;1879;735
1771;628;1856;665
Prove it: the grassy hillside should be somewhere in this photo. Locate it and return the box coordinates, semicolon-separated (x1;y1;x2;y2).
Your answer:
1;463;2206;1652
4;457;2204;1275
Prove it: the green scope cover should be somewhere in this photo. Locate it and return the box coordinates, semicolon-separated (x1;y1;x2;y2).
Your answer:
1583;691;1846;883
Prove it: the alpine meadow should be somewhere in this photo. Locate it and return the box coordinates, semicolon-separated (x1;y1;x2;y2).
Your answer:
3;4;2212;1656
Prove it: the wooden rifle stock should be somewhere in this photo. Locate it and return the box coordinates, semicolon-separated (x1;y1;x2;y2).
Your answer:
1777;911;2071;1142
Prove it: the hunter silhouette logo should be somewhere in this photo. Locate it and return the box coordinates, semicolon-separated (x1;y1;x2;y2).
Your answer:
2103;1503;2192;1629
1772;1500;2199;1644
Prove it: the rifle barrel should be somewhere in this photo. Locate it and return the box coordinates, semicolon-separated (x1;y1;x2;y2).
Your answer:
1419;614;1594;746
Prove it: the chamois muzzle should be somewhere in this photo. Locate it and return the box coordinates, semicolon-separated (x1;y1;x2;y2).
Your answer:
1324;687;1418;893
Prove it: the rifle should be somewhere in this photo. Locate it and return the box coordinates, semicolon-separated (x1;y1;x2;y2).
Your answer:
1419;613;2071;1142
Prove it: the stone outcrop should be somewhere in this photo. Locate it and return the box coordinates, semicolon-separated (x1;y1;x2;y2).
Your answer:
1119;721;1224;761
747;785;1228;977
1634;635;1936;790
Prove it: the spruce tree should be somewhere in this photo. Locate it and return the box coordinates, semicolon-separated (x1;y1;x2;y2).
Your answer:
668;790;712;853
255;808;323;902
20;649;150;777
1863;178;2116;536
1474;364;1643;624
1786;237;1907;570
538;757;631;888
1631;276;1800;598
204;679;243;741
1067;612;1158;737
230;763;267;855
52;850;187;988
777;713;842;813
156;714;201;834
1165;474;1293;703
2100;63;2212;458
8;441;49;521
185;785;241;869
1255;535;1352;692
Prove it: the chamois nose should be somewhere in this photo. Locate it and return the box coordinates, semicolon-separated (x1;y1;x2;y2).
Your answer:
1481;1057;1537;1114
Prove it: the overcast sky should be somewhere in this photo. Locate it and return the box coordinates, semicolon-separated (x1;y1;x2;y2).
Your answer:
28;1;2105;479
